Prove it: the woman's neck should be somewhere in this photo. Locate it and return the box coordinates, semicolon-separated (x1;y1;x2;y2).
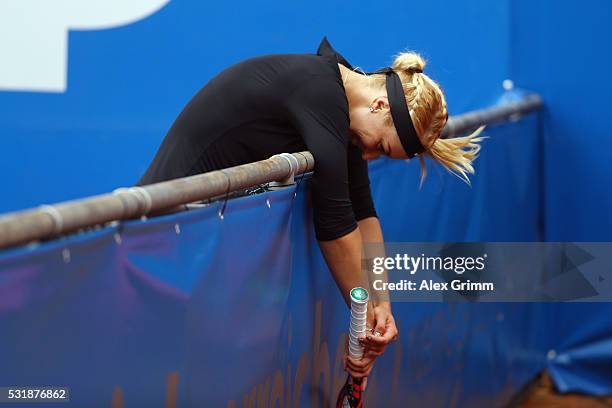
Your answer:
338;64;374;108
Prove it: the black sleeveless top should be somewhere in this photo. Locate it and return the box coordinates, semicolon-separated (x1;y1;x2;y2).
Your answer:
137;37;377;241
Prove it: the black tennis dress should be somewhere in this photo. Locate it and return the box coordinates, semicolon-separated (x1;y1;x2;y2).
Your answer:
137;38;377;241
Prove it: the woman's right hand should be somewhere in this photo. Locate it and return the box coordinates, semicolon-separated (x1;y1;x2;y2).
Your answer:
343;305;398;387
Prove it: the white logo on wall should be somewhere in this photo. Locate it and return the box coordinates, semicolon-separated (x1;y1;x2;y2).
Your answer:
0;0;171;93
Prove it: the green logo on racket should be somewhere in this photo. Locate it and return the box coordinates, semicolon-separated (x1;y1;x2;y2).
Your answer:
350;287;369;302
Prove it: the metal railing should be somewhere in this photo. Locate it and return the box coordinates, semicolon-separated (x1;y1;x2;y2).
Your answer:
0;94;542;250
442;94;542;138
0;152;314;249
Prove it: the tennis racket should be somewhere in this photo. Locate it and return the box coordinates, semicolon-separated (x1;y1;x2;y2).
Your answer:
336;287;369;408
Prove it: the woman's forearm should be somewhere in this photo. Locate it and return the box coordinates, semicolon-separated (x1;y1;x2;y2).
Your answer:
318;217;390;309
357;216;383;243
318;227;367;307
357;217;391;308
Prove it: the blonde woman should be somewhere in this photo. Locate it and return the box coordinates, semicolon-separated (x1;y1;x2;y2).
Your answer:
138;37;483;396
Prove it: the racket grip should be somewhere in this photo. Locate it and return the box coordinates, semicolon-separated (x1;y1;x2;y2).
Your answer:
348;287;369;358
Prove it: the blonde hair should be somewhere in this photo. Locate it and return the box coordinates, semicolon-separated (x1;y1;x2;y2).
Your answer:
370;52;485;185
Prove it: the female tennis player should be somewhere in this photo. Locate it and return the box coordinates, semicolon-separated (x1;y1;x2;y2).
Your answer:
138;37;483;390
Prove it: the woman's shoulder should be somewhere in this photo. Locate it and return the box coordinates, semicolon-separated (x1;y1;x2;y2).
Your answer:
243;52;341;82
283;64;349;125
237;52;346;104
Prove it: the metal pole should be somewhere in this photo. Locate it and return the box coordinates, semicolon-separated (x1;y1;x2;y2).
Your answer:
0;152;314;250
442;94;543;138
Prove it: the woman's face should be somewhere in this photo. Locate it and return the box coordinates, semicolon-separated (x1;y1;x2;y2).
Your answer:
348;98;408;160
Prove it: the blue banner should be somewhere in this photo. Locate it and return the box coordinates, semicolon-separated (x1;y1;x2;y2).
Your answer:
1;116;611;406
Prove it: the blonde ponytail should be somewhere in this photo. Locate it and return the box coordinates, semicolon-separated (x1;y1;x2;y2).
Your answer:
424;126;486;185
373;51;485;185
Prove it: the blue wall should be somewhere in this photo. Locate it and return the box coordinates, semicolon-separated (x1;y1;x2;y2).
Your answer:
510;0;612;240
0;0;512;214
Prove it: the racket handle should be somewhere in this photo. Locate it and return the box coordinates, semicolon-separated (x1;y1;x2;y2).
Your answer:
338;288;369;408
349;288;369;359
